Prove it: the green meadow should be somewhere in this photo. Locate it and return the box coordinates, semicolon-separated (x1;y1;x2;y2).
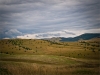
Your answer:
0;39;100;75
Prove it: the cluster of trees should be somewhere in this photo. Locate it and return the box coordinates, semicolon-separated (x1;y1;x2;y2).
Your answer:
21;46;32;50
80;41;100;52
8;40;23;45
44;40;69;46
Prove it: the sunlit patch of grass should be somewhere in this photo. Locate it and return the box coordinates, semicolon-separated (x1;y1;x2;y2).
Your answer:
0;54;80;65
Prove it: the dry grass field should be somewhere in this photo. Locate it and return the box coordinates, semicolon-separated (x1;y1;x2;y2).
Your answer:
0;39;100;75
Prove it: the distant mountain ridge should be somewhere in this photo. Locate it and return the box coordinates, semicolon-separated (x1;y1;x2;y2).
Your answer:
44;33;100;42
60;33;100;42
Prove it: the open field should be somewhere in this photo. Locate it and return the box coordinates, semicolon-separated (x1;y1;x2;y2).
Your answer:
0;39;100;75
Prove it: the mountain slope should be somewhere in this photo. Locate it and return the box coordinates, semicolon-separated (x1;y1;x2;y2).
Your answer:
60;33;100;42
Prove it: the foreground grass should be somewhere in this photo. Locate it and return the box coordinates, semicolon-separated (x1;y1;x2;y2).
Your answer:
0;61;99;75
0;54;100;75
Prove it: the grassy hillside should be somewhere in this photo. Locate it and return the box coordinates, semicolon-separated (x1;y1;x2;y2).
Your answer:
0;39;100;75
0;39;100;59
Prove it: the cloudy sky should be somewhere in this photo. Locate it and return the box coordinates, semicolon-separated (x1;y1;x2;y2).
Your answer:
0;0;100;39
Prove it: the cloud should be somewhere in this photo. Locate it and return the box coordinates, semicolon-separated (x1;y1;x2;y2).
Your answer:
16;30;81;39
3;37;10;39
62;30;75;35
17;28;100;39
0;0;100;39
4;29;22;38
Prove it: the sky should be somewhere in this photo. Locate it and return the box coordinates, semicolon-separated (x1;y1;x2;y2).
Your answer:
0;0;100;39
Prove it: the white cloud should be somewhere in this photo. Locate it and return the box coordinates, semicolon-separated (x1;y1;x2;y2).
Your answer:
3;37;10;39
16;30;82;39
5;29;22;38
17;34;37;39
5;29;22;35
17;28;100;39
